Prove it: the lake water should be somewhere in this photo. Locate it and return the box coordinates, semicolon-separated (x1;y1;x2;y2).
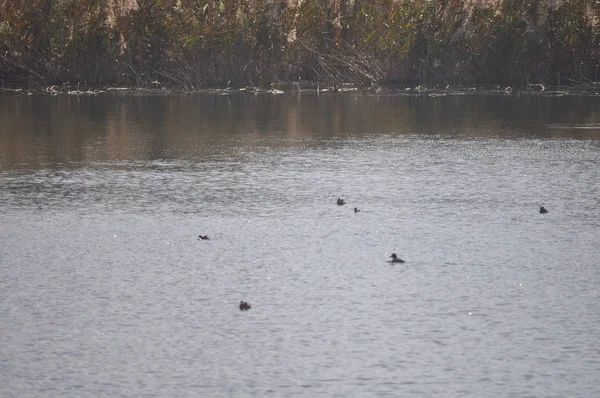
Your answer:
1;92;599;397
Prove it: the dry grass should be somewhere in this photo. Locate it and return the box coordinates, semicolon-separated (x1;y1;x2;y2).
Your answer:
1;0;598;90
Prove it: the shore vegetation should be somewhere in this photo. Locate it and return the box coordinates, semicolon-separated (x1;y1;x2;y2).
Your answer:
1;0;599;91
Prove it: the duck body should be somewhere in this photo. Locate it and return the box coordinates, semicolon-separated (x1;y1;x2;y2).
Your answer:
539;206;548;214
389;253;405;263
239;301;251;311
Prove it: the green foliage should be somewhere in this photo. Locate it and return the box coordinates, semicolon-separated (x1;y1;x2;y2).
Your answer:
1;0;599;89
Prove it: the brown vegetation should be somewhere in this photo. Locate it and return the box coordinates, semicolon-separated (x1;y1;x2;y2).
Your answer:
1;0;599;90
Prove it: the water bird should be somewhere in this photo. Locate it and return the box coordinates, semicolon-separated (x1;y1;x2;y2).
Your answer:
539;206;548;214
239;301;251;311
337;198;346;206
198;235;210;240
389;253;405;263
354;207;360;213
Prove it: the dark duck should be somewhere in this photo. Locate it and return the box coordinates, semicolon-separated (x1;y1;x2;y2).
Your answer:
337;198;346;206
539;206;548;214
239;301;251;311
198;235;210;240
389;253;405;263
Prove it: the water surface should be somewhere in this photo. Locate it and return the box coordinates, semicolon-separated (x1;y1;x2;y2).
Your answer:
1;93;599;397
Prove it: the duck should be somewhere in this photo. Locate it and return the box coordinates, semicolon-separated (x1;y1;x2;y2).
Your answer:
354;207;360;213
539;206;548;214
239;301;251;311
198;235;210;240
389;253;405;263
337;198;346;206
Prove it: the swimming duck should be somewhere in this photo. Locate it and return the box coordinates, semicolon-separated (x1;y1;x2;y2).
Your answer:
354;207;360;213
198;235;210;240
389;253;405;263
337;198;346;206
539;206;548;214
239;301;251;311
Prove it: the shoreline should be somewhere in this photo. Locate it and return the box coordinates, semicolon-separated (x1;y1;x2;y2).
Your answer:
2;81;599;98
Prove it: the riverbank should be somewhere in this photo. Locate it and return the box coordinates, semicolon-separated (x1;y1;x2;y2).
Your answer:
1;0;599;91
2;81;599;98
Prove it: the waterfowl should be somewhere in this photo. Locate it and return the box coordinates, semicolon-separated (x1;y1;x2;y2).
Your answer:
239;301;251;311
354;207;360;213
337;198;346;206
539;206;548;214
389;253;405;263
198;235;210;240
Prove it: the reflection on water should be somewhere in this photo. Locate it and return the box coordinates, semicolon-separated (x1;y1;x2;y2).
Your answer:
1;94;600;397
1;93;600;168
